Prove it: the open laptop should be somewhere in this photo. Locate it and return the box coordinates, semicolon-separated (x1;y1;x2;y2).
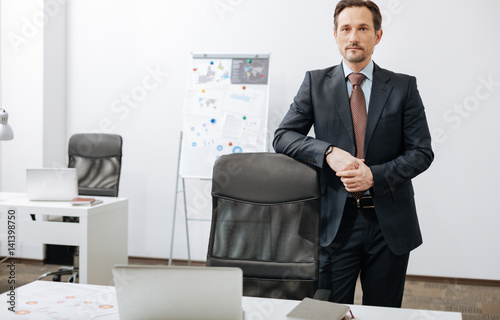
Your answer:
112;265;243;320
26;168;78;201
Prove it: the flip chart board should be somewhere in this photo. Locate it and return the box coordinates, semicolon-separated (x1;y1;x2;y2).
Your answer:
179;53;270;178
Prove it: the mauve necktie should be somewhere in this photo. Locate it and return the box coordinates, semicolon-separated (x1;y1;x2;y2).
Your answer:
347;72;367;200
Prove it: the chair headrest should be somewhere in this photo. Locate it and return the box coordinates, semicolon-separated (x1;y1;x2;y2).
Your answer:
212;153;320;204
69;134;122;158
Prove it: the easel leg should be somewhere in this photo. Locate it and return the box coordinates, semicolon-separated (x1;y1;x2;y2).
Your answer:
169;132;183;266
182;178;191;266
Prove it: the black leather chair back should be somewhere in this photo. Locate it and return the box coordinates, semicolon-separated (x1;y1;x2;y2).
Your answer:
68;133;123;197
207;152;321;300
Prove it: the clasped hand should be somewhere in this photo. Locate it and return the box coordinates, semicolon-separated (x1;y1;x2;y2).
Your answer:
325;147;374;192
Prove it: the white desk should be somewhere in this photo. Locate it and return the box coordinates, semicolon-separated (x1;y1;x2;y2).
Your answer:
0;281;462;319
0;192;128;285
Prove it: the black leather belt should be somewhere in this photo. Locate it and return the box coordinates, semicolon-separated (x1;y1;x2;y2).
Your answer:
345;196;374;209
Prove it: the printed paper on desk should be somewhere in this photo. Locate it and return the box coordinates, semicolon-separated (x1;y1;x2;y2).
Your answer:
5;283;118;320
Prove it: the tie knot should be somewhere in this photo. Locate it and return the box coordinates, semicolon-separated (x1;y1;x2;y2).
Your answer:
348;73;366;86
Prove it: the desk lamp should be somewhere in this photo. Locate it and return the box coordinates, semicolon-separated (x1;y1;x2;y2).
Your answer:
0;109;14;140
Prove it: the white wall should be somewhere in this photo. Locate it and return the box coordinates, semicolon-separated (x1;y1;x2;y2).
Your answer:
0;0;67;258
373;2;500;281
0;0;44;191
2;0;500;280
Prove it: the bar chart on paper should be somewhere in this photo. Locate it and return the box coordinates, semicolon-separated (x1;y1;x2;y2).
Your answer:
180;53;270;179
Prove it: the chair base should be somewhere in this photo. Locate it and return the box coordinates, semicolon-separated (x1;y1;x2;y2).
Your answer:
37;267;79;283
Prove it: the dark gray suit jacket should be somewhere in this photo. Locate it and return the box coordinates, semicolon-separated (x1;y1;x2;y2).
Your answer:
273;63;434;255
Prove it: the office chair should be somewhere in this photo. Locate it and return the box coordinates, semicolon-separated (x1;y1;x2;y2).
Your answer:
37;133;123;282
68;133;123;197
206;152;330;300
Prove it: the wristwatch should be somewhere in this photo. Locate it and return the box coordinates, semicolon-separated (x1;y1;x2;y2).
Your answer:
325;145;333;156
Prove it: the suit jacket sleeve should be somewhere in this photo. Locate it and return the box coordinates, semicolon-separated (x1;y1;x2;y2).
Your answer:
273;71;331;168
369;76;434;196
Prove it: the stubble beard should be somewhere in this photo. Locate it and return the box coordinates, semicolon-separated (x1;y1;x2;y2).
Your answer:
344;47;367;64
346;54;367;64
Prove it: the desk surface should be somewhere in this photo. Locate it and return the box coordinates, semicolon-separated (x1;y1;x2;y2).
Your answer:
0;281;462;320
0;191;127;206
0;192;128;217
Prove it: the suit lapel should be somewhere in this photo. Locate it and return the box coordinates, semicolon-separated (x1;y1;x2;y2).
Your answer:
327;66;355;150
364;64;393;155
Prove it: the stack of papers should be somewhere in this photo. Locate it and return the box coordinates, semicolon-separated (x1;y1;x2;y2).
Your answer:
71;197;103;206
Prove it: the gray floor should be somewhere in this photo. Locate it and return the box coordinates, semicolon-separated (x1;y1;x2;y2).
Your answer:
1;258;499;320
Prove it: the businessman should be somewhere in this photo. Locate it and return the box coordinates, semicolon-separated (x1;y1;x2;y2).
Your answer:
273;0;433;307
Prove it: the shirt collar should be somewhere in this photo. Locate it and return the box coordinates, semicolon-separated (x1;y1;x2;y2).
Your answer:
342;60;374;82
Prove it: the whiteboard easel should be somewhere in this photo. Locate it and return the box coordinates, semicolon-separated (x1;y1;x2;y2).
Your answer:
169;53;271;264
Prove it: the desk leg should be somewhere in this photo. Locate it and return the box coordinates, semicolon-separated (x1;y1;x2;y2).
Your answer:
82;205;128;285
78;215;88;284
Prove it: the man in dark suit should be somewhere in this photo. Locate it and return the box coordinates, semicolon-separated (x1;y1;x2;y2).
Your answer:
273;0;433;307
